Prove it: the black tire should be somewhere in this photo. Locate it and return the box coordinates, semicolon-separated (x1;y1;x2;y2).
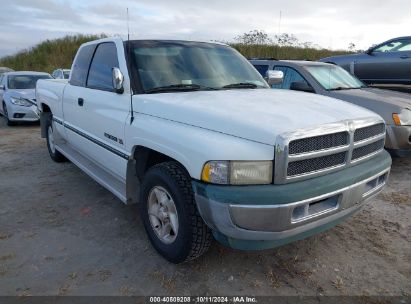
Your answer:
3;102;15;126
140;161;212;263
46;118;66;162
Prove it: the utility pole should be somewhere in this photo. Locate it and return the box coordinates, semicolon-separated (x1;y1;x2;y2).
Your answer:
278;10;282;35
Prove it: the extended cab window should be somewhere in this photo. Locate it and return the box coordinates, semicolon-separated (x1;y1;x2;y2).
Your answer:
272;66;307;89
70;44;95;87
87;43;119;91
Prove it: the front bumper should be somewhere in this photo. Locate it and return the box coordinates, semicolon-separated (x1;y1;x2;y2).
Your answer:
385;125;411;156
8;104;39;122
192;151;391;250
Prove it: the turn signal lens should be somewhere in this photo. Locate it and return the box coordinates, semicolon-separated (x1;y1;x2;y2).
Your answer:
392;113;401;126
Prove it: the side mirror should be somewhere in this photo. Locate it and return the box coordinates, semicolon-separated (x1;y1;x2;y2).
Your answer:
365;47;374;55
290;81;315;93
0;85;5;90
266;70;284;86
112;67;124;94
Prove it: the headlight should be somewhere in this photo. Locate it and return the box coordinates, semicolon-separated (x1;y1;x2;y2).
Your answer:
393;109;411;126
201;161;273;185
10;97;32;107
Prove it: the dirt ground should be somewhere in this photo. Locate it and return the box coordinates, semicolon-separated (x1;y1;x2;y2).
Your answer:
0;118;410;297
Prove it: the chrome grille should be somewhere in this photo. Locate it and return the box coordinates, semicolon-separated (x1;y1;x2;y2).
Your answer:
289;132;349;155
287;152;347;176
354;123;385;142
352;139;385;160
275;119;387;184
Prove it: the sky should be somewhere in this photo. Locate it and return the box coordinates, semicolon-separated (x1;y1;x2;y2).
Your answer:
0;0;410;58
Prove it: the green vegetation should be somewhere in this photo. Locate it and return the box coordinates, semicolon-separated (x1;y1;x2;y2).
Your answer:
0;33;350;73
0;34;106;73
232;44;349;60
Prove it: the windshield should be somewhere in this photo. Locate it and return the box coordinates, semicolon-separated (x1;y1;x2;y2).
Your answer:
63;71;70;79
8;75;51;89
305;65;365;90
128;41;268;93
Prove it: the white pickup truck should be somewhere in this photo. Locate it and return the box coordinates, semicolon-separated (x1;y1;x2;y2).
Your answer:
36;37;392;263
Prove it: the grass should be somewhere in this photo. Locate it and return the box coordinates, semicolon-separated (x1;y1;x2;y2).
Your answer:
0;35;351;73
0;34;106;73
232;43;350;60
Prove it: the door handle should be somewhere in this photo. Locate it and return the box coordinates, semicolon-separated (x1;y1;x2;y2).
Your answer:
400;55;409;59
78;98;84;106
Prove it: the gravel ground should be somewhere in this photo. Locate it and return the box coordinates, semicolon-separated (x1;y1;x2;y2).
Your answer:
0;118;410;297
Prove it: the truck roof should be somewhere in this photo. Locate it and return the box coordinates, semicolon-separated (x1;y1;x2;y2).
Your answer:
81;36;229;47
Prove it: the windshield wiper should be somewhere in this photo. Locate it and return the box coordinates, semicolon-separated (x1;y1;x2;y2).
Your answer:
222;82;258;89
145;84;217;94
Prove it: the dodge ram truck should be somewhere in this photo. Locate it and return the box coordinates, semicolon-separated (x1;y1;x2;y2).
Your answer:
36;38;392;263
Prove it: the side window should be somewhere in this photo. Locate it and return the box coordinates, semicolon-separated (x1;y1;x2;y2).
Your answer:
253;65;269;77
70;44;96;87
272;66;307;89
373;39;411;53
87;43;119;91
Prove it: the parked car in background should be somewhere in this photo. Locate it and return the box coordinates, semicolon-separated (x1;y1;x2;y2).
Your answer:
0;71;52;126
36;37;391;263
250;59;411;157
319;36;411;85
0;67;14;76
51;68;70;79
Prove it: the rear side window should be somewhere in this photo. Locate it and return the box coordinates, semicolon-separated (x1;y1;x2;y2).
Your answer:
87;43;119;91
70;45;95;87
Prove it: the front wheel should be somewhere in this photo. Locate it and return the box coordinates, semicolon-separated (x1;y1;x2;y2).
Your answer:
140;162;212;263
46;119;66;162
3;103;15;126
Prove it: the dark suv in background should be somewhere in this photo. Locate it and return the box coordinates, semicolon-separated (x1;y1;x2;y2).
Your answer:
319;36;411;85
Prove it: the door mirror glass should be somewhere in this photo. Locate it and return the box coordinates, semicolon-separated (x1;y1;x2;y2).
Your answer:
112;67;124;94
290;81;315;93
266;70;283;85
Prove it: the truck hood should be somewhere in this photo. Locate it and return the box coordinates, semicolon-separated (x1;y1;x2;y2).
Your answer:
135;89;380;146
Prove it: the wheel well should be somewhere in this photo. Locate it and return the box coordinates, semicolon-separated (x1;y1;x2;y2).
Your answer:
41;103;51;113
133;146;182;179
39;104;52;138
126;146;189;204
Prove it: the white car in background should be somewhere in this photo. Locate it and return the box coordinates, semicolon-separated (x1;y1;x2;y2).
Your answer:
0;67;14;76
51;68;70;79
0;71;52;126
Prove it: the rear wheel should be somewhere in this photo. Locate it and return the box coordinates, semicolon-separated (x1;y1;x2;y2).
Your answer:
3;102;15;126
46;118;66;162
140;161;212;263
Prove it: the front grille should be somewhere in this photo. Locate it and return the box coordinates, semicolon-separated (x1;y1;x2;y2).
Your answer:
277;120;386;183
354;123;385;142
352;139;385;160
289;132;349;155
287;152;347;176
